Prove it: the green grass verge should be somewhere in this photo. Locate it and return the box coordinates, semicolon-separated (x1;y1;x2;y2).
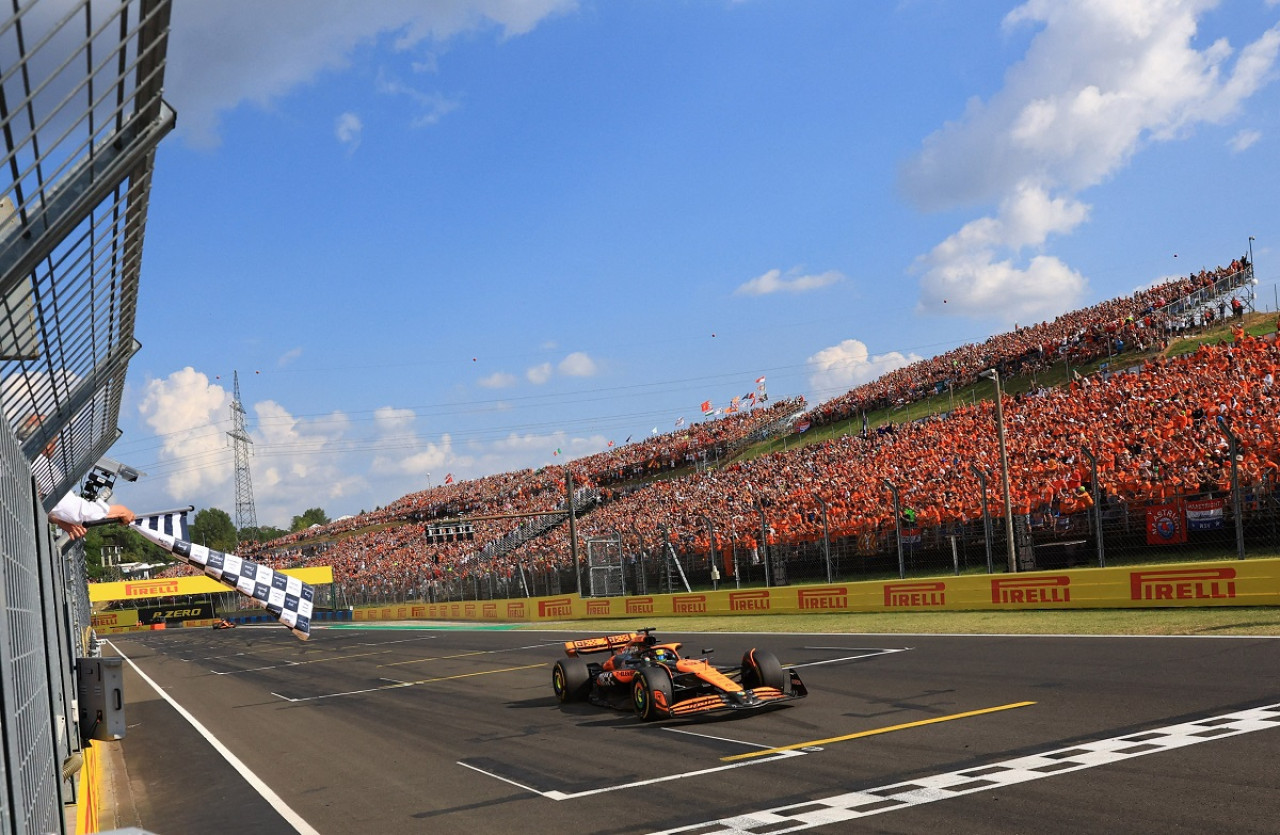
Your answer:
518;607;1280;636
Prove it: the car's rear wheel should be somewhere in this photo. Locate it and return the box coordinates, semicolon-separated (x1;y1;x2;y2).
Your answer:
632;666;672;721
552;657;591;703
741;649;788;693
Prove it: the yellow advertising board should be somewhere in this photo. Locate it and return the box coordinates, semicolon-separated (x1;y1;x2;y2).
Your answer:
352;559;1280;624
88;566;334;603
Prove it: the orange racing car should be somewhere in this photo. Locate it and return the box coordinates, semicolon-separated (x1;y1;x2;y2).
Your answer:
551;627;806;721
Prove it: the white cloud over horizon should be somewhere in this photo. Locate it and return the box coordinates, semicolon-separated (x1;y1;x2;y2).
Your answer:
901;0;1280;323
806;339;923;398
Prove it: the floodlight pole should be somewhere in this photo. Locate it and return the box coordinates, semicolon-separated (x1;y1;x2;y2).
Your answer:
981;369;1018;572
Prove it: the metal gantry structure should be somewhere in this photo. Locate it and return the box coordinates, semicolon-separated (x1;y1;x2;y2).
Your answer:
228;370;258;533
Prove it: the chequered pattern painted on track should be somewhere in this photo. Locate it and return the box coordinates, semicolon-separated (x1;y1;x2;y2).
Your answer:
653;703;1280;834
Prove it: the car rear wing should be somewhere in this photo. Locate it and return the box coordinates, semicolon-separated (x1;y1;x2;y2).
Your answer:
563;632;644;657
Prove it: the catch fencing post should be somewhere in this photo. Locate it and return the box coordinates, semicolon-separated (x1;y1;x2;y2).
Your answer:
883;479;905;579
970;465;995;574
1081;446;1106;567
815;494;833;583
1217;417;1246;559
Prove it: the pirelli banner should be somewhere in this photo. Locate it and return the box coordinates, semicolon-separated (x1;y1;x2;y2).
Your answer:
353;559;1280;624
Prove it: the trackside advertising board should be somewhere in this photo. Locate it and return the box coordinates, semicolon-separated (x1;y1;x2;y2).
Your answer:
353;559;1280;623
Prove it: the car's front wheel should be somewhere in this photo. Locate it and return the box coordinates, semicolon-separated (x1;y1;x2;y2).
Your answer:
740;649;788;693
632;666;673;721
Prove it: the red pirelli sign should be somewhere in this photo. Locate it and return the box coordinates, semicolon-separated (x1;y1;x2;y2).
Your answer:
884;581;946;608
673;594;708;614
539;597;573;618
797;587;849;610
991;575;1070;605
625;596;655;614
728;590;771;611
1130;567;1236;601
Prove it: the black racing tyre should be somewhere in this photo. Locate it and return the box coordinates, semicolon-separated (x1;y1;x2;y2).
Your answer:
740;649;788;693
552;657;591;703
632;665;673;721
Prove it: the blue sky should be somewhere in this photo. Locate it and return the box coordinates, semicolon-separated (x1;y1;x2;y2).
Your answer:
109;0;1280;528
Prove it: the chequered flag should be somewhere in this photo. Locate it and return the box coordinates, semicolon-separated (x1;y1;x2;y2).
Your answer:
130;511;314;641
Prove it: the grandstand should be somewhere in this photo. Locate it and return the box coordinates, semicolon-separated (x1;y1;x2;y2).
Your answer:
200;254;1272;606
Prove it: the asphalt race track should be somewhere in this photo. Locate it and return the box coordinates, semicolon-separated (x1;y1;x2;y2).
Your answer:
103;624;1280;835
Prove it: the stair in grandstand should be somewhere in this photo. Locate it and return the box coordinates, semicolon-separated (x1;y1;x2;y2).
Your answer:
467;487;601;564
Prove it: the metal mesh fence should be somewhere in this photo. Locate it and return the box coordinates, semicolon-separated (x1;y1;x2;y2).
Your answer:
0;1;171;831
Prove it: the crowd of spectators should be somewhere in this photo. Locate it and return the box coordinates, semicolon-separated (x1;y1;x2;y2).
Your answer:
152;255;1264;599
806;257;1252;429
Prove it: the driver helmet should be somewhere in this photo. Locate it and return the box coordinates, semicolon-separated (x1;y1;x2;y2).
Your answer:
651;647;676;663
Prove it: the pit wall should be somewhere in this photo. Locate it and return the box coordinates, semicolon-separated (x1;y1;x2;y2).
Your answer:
353;559;1280;623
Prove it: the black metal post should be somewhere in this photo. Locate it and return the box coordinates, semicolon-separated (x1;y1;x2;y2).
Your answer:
814;494;833;583
883;479;905;579
1217;417;1246;560
1081;446;1106;567
970;465;994;574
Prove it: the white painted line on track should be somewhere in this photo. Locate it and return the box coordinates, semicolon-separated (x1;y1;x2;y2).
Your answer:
459;750;806;801
108;640;322;835
789;648;910;669
648;702;1280;834
661;726;779;748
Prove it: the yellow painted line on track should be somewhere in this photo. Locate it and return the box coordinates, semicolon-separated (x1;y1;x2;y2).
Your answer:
721;701;1036;762
405;662;547;686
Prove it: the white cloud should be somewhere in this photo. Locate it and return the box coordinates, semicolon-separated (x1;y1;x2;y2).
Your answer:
526;362;553;384
912;181;1090;321
136;367;230;498
734;268;844;297
335;111;363;148
370;433;453;480
375;71;462;128
373;406;416;433
477;371;517;388
165;0;578;146
558;351;598;377
806;339;923;397
277;346;303;367
1229;128;1261;152
901;1;1280;321
250;399;370;521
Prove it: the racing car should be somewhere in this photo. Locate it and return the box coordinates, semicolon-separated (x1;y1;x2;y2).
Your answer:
551;627;806;721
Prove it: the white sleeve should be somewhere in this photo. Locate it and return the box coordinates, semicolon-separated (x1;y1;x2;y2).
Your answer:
49;493;110;525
